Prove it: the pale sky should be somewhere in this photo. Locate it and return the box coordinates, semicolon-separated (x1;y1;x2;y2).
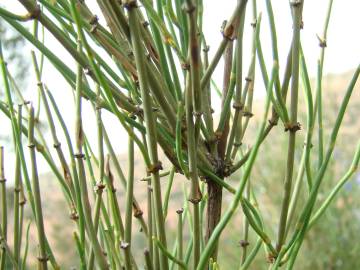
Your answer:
1;1;359;179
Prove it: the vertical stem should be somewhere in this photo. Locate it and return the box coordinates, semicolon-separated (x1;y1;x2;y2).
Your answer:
200;0;247;91
184;1;202;267
144;0;176;102
299;47;314;190
217;42;234;159
240;179;251;265
88;85;105;270
197;63;278;270
284;150;306;238
152;194;161;270
316;61;324;169
18;167;26;269
314;0;334;168
28;106;48;270
125;2;169;269
225;2;247;161
1;41;61;269
72;40;108;269
205;38;234;264
185;0;202;142
74;232;86;270
163;167;176;219
185;72;202;267
105;153;127;267
201;44;215;149
176;208;184;270
273;65;360;268
123;130;135;269
87;188;103;270
276;0;302;252
232;0;258;158
102;128;147;235
139;125;154;268
0;225;18;270
144;248;154;270
45;88;86;247
146;177;155;268
265;0;289;123
31;51;77;213
13;105;23;267
0;146;7;270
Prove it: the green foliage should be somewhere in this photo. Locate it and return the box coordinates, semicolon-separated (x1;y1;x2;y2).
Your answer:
0;0;359;270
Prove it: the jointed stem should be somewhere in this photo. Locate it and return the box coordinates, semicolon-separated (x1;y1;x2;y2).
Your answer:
125;2;169;269
276;0;302;252
0;1;358;269
28;106;48;270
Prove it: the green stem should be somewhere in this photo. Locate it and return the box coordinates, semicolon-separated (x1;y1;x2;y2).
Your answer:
240;177;250;265
238;238;261;270
176;208;184;270
276;1;302;252
163;167;176;218
197;62;278;270
284;150;305;238
45;88;86;247
200;0;247;91
71;37;108;269
309;141;360;229
13;106;23;267
123;131;135;270
185;0;202;144
28;106;48;270
241;199;277;257
125;3;169;269
0;146;7;270
314;0;334;169
225;3;247;161
274;65;360;267
184;66;202;269
0;224;19;270
153;237;187;270
31;51;77;209
299;47;314;189
144;249;154;270
265;0;289;123
1;30;62;270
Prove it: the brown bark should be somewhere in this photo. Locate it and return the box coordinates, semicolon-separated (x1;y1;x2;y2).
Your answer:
205;42;234;261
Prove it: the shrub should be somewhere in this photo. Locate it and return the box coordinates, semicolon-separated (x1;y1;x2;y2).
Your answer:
0;0;359;269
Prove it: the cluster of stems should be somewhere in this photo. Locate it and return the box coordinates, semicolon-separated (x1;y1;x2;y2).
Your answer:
0;0;359;269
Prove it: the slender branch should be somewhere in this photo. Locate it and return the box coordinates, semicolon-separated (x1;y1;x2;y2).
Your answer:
276;0;302;252
0;146;7;270
125;2;169;269
28;106;48;270
197;62;278;270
